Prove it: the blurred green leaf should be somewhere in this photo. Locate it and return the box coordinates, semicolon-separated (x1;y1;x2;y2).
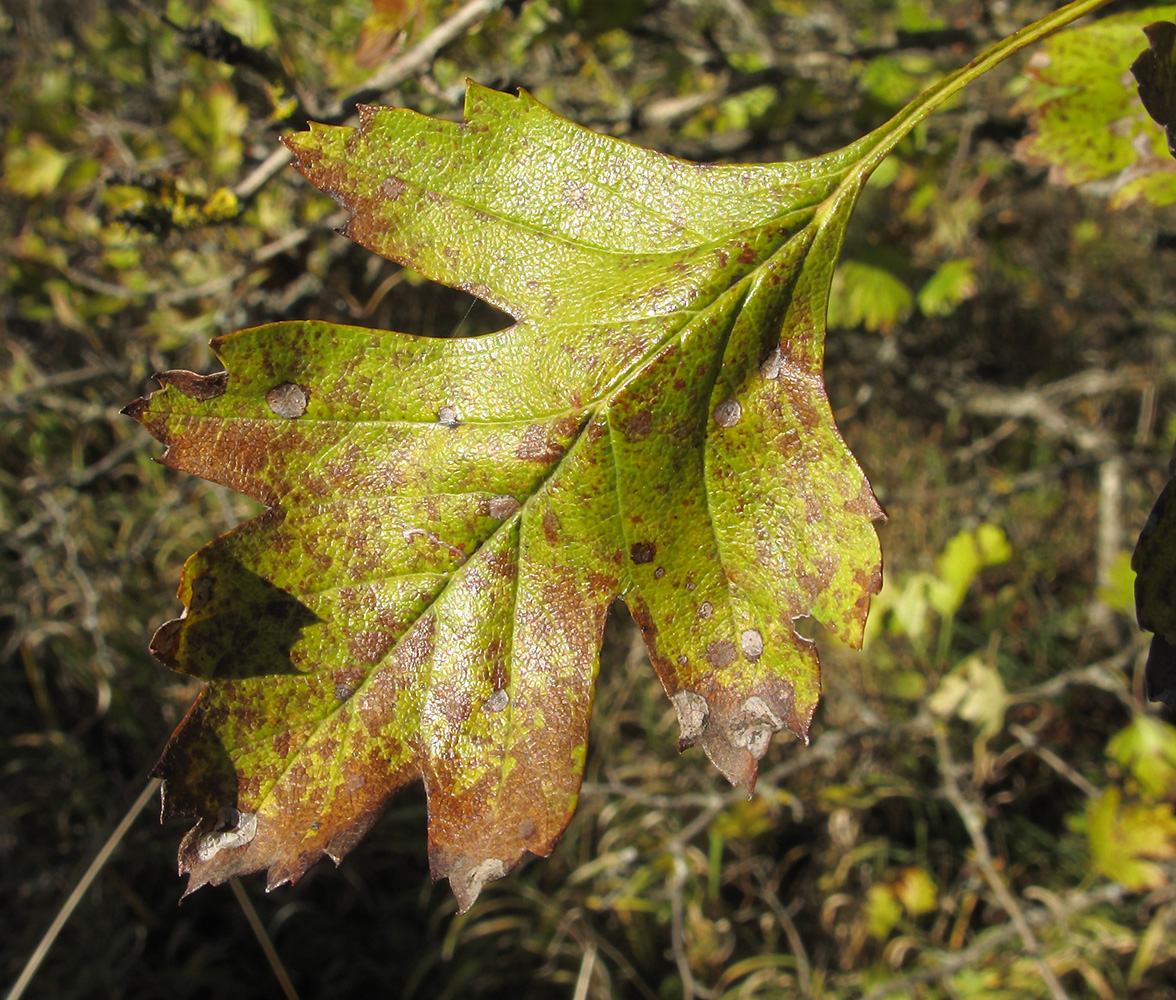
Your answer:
1087;785;1176;891
1097;550;1137;614
930;523;1012;618
865;883;904;939
828;260;914;334
1015;6;1176;207
917;258;978;317
929;656;1009;746
211;0;277;49
3;135;70;196
1108;716;1176;800
170;83;248;179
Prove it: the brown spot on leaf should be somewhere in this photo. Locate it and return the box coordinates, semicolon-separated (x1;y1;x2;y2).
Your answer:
485;549;517;580
623;409;653;440
266;382;309;419
194;809;258;863
543;509;560;544
349;629;390;664
515;424;566;463
654;566;665;580
517;817;537;840
629;541;656;565
381;177;407;200
698;601;713;619
483;688;509;713
759;347;782;380
731;696;783;758
189;576;214;612
672;690;709;750
149;618;183;669
706;639;736;668
481;495;518;521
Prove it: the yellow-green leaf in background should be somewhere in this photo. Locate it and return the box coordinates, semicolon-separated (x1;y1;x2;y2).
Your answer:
1108;716;1176;800
828;260;913;334
3;135;70;196
917;258;978;318
1087;786;1176;891
1015;7;1176;207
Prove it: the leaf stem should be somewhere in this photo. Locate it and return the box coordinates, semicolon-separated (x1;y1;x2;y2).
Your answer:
5;778;161;1000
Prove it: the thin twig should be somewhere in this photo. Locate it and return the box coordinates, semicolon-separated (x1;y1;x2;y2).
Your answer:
571;943;597;1000
234;0;505;202
934;725;1073;1000
667;852;703;1000
5;778;160;1000
754;868;813;997
230;879;302;1000
0;362;129;414
1008;724;1100;799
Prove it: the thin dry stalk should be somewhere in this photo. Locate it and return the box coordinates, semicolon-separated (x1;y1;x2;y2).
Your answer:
934;725;1073;1000
5;778;160;1000
234;0;506;202
230;879;302;1000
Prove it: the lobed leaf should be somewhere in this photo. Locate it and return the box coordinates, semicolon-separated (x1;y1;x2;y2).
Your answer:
127;0;1119;909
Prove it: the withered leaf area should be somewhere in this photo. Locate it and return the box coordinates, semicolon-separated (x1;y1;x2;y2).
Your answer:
1132;20;1176;159
127;83;892;912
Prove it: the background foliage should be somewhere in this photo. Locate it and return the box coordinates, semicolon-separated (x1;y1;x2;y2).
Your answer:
3;0;1176;997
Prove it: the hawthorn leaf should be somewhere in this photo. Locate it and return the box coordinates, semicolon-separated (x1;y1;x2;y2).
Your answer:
1014;6;1176;208
127;0;1117;910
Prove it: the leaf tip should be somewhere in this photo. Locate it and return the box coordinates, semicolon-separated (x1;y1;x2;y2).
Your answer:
436;853;509;913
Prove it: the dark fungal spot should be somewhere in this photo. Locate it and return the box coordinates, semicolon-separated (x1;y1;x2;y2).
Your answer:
698;601;713;619
630;542;656;565
335;682;355;702
623;409;653;440
483;689;509;713
381;177;407;200
760;348;783;380
189;576;214;611
654;566;665;580
706;639;737;668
